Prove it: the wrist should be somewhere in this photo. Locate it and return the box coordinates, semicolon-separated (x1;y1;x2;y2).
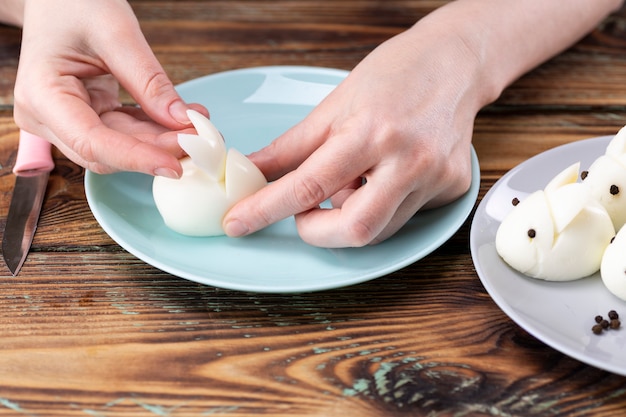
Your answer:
414;0;624;110
401;12;499;116
410;3;517;111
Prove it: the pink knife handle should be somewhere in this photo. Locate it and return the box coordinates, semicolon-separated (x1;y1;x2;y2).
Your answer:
13;130;54;174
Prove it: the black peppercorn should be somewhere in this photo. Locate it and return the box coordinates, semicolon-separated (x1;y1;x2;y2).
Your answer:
512;197;520;206
527;229;536;238
610;185;619;195
581;170;589;180
592;311;621;334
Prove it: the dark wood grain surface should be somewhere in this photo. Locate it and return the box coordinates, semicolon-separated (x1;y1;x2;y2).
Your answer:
1;1;626;416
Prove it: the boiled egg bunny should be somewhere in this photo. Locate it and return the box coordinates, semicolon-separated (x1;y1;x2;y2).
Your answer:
495;162;615;281
581;126;626;232
153;110;267;236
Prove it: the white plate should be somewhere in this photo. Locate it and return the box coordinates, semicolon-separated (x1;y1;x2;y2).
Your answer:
85;66;480;293
470;135;626;375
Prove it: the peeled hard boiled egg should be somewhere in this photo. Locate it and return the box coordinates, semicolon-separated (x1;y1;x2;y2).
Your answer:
495;162;615;281
153;110;267;236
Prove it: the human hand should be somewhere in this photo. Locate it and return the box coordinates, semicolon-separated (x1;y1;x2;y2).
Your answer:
223;27;484;247
12;0;206;177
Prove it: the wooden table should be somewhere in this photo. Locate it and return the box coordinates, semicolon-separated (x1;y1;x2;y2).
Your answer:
1;1;626;415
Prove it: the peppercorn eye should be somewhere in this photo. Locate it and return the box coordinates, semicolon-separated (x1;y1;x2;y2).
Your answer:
610;184;619;195
527;229;536;238
581;170;589;180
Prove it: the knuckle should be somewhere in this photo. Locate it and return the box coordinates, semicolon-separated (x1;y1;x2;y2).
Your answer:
11;107;26;130
435;150;473;195
292;175;329;208
343;216;378;247
253;202;278;230
143;71;173;99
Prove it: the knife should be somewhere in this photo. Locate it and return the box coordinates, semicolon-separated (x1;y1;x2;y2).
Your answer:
2;130;54;276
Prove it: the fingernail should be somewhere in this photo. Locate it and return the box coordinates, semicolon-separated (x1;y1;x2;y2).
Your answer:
224;219;249;237
154;167;180;179
169;100;191;125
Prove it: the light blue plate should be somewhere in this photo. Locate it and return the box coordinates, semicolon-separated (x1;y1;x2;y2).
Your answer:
85;66;480;293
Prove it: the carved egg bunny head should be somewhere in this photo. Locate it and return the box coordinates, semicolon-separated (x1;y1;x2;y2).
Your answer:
601;224;626;301
582;126;626;231
495;163;615;281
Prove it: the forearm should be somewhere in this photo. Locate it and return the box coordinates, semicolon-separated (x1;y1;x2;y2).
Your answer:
412;0;624;107
0;0;25;26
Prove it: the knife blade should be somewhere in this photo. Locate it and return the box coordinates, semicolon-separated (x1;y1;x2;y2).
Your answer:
2;131;54;276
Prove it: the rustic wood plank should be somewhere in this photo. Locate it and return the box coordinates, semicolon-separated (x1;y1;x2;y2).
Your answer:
0;2;626;107
1;244;625;416
473;109;626;171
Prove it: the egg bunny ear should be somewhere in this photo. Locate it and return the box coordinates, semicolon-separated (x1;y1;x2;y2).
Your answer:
225;148;267;202
178;110;227;182
606;125;626;162
544;163;591;233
